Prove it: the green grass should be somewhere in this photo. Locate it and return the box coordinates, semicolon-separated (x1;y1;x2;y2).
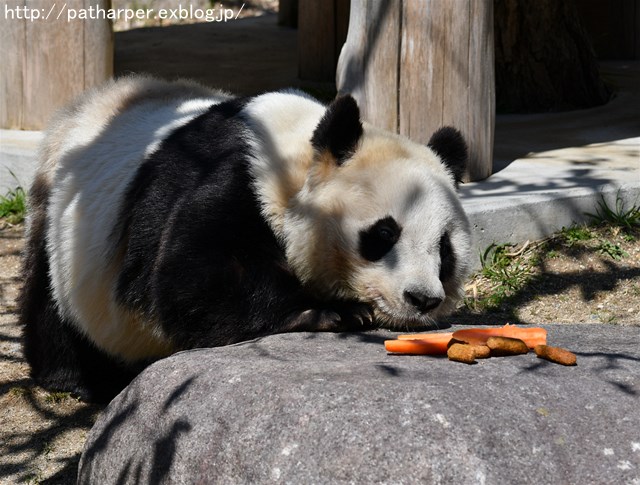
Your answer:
479;244;532;292
44;391;72;404
586;192;640;231
559;225;593;246
596;240;628;260
471;242;535;311
9;386;28;397
0;185;26;225
465;196;640;312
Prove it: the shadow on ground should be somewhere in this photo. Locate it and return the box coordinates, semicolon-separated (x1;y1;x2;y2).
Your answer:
0;381;103;484
444;225;640;325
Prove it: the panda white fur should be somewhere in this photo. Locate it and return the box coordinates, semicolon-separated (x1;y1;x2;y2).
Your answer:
20;75;472;402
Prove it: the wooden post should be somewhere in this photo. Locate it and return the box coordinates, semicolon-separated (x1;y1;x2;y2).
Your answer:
0;0;113;130
337;0;494;182
278;0;298;27
298;0;350;82
335;1;401;131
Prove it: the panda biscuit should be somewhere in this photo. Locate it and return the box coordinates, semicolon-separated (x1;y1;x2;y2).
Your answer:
19;75;472;402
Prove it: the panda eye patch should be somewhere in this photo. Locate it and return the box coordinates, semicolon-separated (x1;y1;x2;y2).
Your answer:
439;231;456;282
359;216;402;262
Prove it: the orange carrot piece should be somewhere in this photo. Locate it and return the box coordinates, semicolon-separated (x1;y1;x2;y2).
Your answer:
386;332;454;355
397;332;454;342
452;324;546;349
384;338;450;355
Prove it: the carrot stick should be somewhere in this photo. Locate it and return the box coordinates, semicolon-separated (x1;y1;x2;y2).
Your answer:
384;338;450;355
397;332;454;342
452;324;546;349
386;332;454;355
386;325;546;355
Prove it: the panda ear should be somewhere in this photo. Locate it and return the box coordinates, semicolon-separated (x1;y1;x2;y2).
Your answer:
311;95;363;166
427;127;468;187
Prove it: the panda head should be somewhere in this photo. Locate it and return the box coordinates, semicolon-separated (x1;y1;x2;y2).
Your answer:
283;95;472;329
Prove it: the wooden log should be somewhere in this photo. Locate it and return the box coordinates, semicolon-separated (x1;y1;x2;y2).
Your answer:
0;0;112;130
0;0;27;129
278;0;298;28
467;0;494;181
298;0;336;81
83;1;114;90
637;0;640;60
336;1;401;132
298;0;350;82
335;0;351;59
337;0;494;181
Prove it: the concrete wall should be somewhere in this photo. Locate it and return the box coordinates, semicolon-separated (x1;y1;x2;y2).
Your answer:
0;130;42;194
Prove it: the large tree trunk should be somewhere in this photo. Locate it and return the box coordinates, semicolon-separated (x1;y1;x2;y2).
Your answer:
494;0;610;113
0;0;112;130
337;0;495;182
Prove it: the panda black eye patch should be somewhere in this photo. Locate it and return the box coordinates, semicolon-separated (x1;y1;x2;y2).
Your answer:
439;231;456;282
359;216;402;262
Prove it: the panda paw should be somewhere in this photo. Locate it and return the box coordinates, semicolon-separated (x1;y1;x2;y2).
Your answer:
332;301;376;330
283;302;375;333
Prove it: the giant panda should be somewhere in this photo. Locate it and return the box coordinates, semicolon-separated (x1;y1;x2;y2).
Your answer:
19;75;472;402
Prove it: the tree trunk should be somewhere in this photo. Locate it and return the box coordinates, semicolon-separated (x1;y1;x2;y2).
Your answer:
337;0;495;182
494;0;610;113
298;0;350;82
0;0;113;130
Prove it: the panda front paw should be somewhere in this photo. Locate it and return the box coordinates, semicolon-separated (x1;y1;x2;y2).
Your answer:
331;301;376;330
283;302;375;333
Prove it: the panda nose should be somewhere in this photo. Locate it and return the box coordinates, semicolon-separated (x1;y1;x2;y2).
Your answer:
403;291;443;313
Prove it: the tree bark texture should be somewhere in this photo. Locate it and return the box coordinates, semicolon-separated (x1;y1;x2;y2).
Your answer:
337;0;495;182
0;0;113;130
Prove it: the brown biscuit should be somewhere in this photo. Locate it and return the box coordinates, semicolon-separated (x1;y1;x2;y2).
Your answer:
487;336;529;356
471;345;491;359
447;343;477;364
534;345;577;366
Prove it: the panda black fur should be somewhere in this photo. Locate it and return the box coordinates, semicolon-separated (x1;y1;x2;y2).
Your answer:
20;75;472;402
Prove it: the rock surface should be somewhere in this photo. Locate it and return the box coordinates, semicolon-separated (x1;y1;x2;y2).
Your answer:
78;325;640;484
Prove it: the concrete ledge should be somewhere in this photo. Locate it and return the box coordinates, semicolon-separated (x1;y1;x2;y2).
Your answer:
0;129;43;194
462;137;640;267
78;325;640;484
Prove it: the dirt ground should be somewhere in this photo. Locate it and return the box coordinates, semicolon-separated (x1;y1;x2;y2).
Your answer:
448;224;640;326
0;225;103;485
0;222;638;484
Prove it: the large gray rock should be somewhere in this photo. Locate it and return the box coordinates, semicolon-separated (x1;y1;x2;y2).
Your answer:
78;325;640;484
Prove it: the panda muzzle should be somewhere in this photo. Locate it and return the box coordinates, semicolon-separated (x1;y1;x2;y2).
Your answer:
403;290;443;314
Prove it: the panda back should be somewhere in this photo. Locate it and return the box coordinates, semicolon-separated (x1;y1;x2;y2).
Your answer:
44;85;246;360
